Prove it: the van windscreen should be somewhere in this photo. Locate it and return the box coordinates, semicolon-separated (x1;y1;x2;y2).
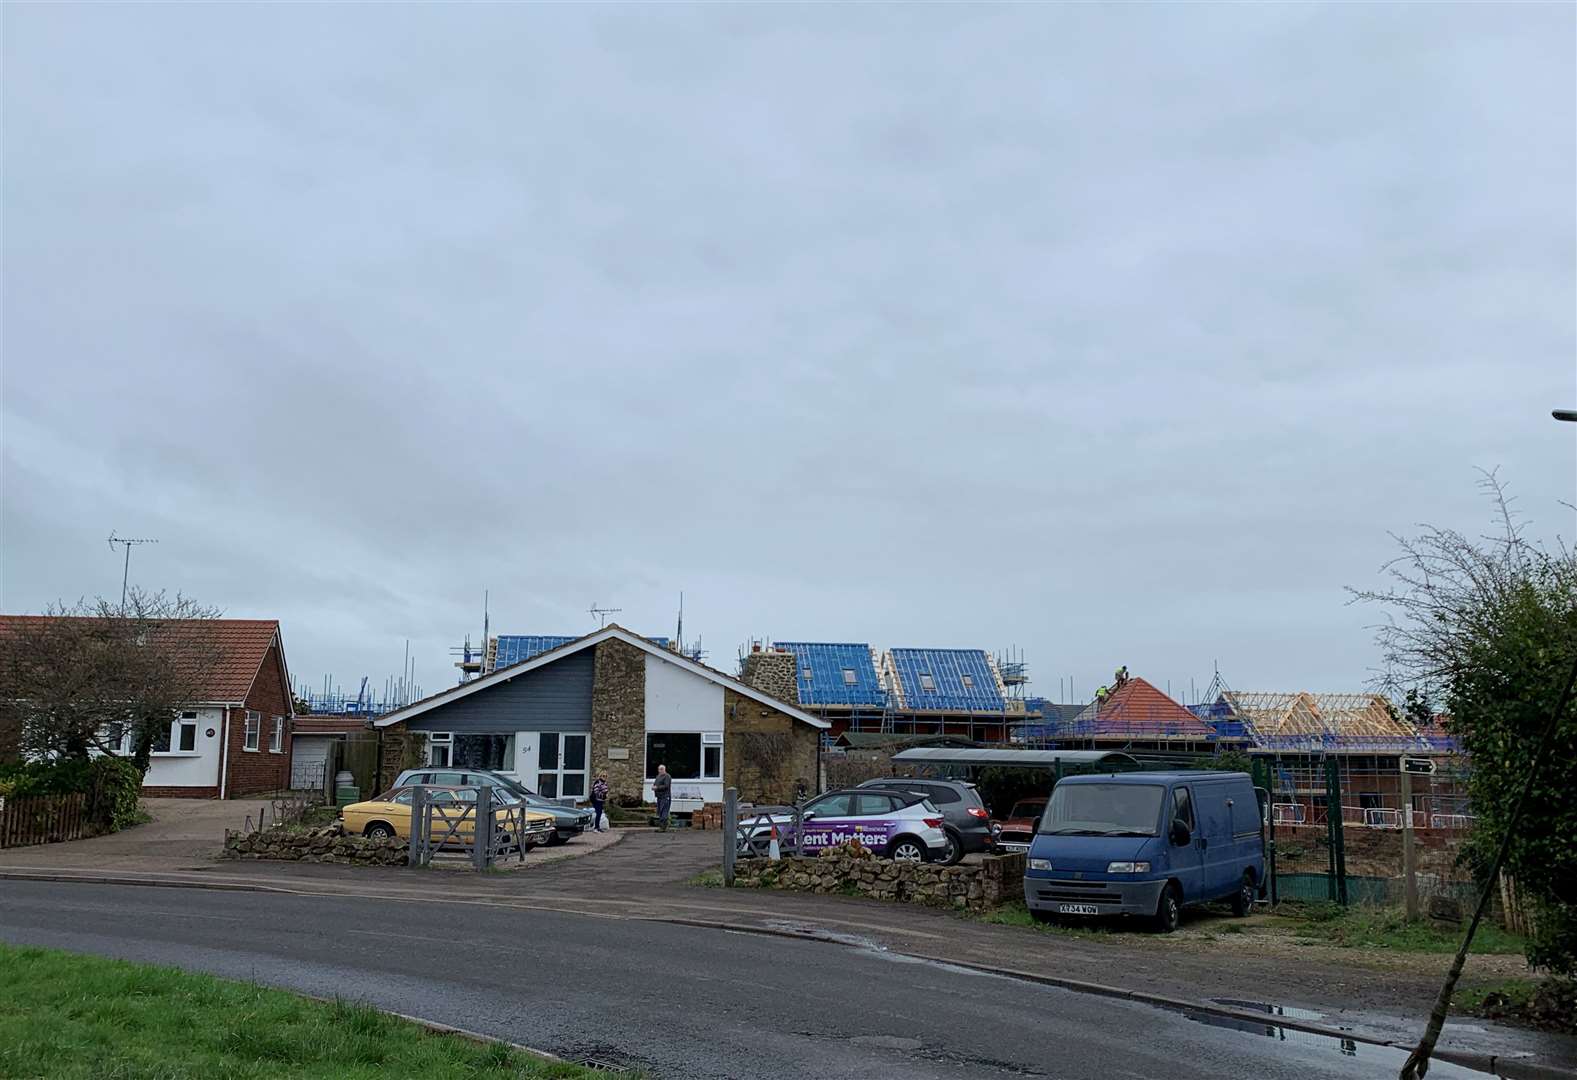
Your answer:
1039;784;1163;837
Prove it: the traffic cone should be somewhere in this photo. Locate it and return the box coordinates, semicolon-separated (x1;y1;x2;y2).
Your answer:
768;823;781;861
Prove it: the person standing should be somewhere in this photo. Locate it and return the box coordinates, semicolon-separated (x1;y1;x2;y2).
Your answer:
591;775;609;833
653;764;672;832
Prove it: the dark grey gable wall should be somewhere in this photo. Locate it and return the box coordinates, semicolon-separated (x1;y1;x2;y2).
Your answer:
404;649;593;733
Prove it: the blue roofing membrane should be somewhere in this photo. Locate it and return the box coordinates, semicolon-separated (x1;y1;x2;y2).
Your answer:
774;642;886;707
890;648;1004;711
494;634;669;669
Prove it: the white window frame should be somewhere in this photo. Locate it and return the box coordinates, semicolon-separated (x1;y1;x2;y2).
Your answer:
961;674;975;689
702;731;723;780
243;710;260;752
535;731;588;799
841;668;857;686
269;715;284;753
920;673;936;692
428;731;453;767
176;713;199;753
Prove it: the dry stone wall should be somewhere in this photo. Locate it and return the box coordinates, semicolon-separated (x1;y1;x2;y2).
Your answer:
223;825;408;865
733;843;1025;913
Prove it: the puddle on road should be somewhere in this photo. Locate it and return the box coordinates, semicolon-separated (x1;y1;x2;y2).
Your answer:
761;919;888;951
1180;1011;1493;1077
1209;997;1325;1022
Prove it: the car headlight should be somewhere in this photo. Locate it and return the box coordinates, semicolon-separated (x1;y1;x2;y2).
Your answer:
1028;858;1053;871
1106;861;1151;874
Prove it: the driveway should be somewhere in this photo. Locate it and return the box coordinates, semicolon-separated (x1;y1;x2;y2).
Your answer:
0;798;241;870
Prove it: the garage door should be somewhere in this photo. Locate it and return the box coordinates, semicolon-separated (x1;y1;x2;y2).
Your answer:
291;736;333;790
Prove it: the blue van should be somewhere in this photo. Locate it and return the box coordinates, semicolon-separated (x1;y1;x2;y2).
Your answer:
1023;771;1264;932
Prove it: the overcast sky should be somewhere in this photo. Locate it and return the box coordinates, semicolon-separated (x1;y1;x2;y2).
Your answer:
3;4;1573;707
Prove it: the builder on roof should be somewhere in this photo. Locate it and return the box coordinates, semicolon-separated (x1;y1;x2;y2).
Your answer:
1096;685;1110;703
1113;665;1130;691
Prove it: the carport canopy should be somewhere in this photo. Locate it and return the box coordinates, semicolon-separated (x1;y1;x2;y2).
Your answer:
889;748;1138;770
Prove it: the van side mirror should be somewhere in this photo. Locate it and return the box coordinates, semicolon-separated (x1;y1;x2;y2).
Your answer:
1170;819;1192;846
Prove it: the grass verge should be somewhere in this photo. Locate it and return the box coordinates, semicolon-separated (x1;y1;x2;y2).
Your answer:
0;944;623;1079
1272;903;1525;954
687;867;724;888
1455;978;1576;1034
973;902;1112;939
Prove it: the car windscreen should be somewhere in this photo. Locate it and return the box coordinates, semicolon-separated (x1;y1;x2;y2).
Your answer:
1038;784;1163;837
1008;801;1044;821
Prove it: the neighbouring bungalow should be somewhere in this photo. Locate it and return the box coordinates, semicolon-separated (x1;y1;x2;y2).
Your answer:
0;616;295;798
369;625;829;807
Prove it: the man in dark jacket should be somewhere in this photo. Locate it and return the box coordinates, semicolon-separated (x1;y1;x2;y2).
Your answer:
653;764;672;832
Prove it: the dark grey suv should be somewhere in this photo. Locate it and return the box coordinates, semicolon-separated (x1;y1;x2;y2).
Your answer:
856;777;992;865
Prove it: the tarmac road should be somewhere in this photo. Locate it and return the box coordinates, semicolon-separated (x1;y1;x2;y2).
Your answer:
0;879;1491;1080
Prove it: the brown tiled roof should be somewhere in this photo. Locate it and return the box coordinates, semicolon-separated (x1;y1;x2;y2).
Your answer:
1075;677;1214;737
0;615;281;704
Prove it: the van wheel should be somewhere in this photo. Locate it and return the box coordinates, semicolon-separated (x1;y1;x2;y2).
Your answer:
364;822;396;841
1152;884;1182;933
1232;871;1255;917
889;837;927;863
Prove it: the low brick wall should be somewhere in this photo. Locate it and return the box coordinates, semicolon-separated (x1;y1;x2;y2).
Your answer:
223;825;408;865
690;803;724;829
732;844;1025;912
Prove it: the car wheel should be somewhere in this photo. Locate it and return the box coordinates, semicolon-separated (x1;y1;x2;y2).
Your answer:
1153;883;1182;934
547;832;567;846
1232;871;1256;917
939;830;964;866
364;822;396;841
1031;909;1057;925
889;837;927;863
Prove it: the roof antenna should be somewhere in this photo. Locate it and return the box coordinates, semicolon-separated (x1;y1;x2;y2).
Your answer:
589;602;621;628
107;532;158;610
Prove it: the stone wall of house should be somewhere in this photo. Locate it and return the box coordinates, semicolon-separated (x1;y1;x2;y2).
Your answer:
724;688;818;805
739;651;799;706
733;844;1026;912
591;638;647;804
222;825;408;865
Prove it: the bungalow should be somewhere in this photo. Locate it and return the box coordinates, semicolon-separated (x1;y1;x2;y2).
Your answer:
0;616;294;798
370;624;829;806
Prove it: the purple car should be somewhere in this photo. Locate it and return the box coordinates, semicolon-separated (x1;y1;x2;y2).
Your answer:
741;788;950;862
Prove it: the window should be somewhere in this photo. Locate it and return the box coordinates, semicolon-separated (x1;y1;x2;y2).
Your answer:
1172;786;1195;830
805;792;854;817
961;674;975;689
919;673;936;692
842;668;857;686
703;745;721;779
801;666;812;680
151;723;173;753
269;716;284;753
646;733;701;781
98;722;131;755
243;711;260;752
917;784;960;805
428;732;453;767
854;793;899;815
1041;783;1165;836
454;734;514;772
177;717;198;752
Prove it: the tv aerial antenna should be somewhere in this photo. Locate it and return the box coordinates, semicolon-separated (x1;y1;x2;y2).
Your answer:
107;532;158;609
589;602;622;628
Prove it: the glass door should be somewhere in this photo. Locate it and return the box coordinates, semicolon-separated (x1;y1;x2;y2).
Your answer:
534;732;590;800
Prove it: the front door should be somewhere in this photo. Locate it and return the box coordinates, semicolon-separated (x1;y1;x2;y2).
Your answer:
527;732;589;800
1169;784;1203;902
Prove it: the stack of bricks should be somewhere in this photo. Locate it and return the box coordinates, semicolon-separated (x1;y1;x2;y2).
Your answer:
689;803;725;830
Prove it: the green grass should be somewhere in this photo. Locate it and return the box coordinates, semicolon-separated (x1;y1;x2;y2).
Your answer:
687;868;724;888
0;944;622;1079
973;902;1111;939
1272;904;1525;954
1455;978;1576;1034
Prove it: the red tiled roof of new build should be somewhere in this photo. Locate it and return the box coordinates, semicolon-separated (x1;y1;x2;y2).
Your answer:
1077;677;1214;737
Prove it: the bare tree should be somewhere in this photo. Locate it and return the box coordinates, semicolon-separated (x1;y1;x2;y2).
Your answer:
0;589;226;773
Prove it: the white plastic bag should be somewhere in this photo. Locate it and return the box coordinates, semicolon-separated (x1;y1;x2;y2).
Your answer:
599;812;610;832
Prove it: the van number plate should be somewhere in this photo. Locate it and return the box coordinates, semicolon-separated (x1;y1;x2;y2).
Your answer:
1057;904;1099;916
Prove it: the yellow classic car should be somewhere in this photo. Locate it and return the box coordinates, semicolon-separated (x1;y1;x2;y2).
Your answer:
339;785;555;849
